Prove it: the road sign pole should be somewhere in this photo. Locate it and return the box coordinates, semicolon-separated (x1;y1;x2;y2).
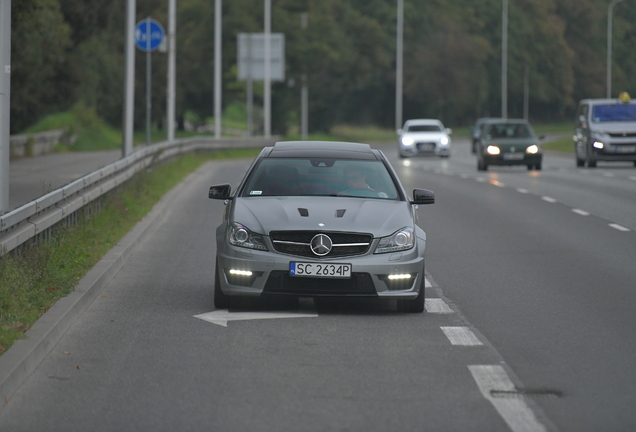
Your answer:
146;18;152;146
0;0;11;213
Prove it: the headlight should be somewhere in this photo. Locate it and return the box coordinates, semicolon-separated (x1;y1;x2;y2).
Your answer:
228;222;268;251
375;227;414;254
486;145;500;155
526;144;539;154
401;136;414;146
593;141;604;149
440;137;449;145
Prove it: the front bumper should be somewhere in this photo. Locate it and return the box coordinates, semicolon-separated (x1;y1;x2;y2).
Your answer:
399;142;450;157
216;236;426;300
483;153;542;166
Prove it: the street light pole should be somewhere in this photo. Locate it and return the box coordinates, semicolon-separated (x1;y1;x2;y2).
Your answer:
214;0;221;139
501;0;508;119
122;0;136;157
0;0;11;214
264;0;271;138
607;0;625;99
167;0;176;142
395;0;403;132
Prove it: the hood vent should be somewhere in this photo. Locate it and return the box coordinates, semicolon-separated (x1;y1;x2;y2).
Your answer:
298;208;309;217
335;209;346;218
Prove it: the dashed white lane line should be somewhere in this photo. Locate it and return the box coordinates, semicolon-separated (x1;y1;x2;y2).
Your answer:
517;188;529;194
572;209;590;216
629;176;636;181
609;223;630;232
425;299;454;314
469;365;549;432
541;196;557;203
441;326;483;346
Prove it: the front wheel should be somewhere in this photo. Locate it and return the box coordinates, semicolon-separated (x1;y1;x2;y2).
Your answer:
397;272;425;313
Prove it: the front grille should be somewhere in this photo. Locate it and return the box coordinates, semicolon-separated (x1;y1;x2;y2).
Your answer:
608;132;636;138
263;271;376;296
270;231;372;258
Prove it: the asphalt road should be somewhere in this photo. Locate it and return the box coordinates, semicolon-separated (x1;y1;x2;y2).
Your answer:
0;139;635;431
7;149;121;210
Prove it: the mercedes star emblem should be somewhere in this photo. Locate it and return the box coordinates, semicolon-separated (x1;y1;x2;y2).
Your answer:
310;234;332;256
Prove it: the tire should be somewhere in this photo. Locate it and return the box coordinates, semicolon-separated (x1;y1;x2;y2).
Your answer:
535;163;542;171
477;158;488;171
214;260;229;309
576;158;585;167
397;270;425;313
585;146;597;168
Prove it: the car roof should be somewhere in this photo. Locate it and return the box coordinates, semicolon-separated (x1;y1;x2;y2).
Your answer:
579;98;636;105
266;141;380;160
404;119;443;125
482;118;530;125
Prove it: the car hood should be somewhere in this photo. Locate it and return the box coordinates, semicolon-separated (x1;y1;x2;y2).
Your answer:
589;122;636;134
231;197;414;237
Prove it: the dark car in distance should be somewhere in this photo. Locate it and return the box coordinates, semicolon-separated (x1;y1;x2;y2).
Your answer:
476;119;543;171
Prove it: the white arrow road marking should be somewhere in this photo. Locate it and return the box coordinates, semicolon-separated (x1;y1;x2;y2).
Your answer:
469;365;548;432
194;310;319;327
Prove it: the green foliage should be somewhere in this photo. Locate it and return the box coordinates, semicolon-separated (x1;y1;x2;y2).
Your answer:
11;0;636;135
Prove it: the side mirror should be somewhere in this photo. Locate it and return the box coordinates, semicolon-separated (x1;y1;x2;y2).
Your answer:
412;188;435;205
209;184;232;200
538;135;546;140
396;128;403;135
446;128;453;135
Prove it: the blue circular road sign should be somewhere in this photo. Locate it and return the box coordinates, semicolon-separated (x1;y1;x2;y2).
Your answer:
135;18;165;52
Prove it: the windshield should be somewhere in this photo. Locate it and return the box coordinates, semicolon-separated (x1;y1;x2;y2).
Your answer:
592;104;636;122
485;123;533;138
407;125;441;132
241;158;399;199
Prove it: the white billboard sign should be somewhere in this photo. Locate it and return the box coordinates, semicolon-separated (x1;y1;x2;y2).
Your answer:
237;33;285;81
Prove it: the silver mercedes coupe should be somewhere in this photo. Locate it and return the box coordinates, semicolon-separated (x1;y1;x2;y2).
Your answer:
208;141;435;312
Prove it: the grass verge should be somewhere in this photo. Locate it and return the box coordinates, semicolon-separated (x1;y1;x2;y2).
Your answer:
0;148;261;356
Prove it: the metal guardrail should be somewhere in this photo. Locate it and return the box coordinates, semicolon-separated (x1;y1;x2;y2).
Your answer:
0;136;276;256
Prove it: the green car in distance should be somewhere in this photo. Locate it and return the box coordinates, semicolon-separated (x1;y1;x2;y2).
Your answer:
476;119;544;171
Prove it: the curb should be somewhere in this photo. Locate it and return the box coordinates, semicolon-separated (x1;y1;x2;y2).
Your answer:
0;163;200;407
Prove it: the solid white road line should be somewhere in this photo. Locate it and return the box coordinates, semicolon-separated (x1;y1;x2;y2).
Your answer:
469;365;548;432
441;326;483;346
572;209;590;216
425;299;454;314
609;223;630;232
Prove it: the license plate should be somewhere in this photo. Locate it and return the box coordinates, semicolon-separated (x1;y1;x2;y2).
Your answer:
417;143;434;151
290;262;351;278
502;153;524;160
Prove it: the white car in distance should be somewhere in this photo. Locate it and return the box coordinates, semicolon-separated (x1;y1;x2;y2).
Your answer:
398;119;452;158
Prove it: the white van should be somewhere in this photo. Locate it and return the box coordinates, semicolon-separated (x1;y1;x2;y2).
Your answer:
574;93;636;168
